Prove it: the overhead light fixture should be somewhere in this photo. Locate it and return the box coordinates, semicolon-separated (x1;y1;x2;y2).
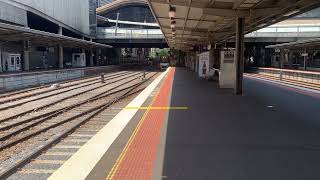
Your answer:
169;6;176;19
257;23;267;28
284;9;300;17
170;20;176;29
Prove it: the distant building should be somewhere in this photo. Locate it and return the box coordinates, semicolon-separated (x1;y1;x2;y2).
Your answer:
0;0;108;72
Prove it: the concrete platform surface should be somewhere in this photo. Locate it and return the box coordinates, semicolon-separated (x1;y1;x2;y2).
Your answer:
162;67;320;180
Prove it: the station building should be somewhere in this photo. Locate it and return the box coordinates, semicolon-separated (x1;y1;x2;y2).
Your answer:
96;0;114;8
0;0;111;73
96;0;162;62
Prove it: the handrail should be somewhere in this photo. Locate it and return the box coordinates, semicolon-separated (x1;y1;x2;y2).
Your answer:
253;67;320;84
96;27;164;39
254;67;320;75
247;25;320;36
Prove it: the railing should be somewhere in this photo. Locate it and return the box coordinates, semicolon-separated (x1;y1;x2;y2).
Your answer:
246;25;320;38
97;27;165;39
253;67;320;84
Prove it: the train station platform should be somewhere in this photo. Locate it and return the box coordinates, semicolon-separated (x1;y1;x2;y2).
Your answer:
49;67;320;180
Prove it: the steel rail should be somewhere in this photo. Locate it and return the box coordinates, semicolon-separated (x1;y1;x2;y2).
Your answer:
0;72;158;173
0;71;143;124
0;86;148;180
0;72;134;111
0;70;125;99
0;71;130;105
0;72;152;136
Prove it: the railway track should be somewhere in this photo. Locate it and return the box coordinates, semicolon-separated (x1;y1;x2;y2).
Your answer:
0;71;159;179
0;71;131;106
0;71;143;123
0;71;123;99
245;73;320;91
0;71;151;138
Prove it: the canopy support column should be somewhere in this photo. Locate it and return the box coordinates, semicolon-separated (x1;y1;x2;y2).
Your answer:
59;44;63;69
235;17;245;95
23;41;30;71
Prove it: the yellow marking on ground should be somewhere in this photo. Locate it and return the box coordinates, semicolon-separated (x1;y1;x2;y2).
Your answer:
32;160;65;164
106;72;167;179
19;169;56;174
124;106;188;110
106;103;152;179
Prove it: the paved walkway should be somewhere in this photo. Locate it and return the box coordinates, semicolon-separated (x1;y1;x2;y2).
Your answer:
162;67;320;180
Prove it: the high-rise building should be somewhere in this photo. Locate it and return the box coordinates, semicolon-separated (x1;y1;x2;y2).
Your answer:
96;0;113;7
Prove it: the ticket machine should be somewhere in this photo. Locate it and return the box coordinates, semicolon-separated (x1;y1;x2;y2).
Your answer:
3;54;21;72
219;50;236;88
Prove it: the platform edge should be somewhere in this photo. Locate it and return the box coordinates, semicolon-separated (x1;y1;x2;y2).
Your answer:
47;68;171;180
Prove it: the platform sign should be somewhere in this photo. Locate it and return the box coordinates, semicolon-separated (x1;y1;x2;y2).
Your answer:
198;51;210;78
220;50;236;89
301;53;308;57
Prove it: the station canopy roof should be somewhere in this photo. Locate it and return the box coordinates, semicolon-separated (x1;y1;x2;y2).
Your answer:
97;0;148;14
266;37;320;50
147;0;320;51
0;22;112;49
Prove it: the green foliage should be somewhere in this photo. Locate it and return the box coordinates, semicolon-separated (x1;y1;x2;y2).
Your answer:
150;48;170;58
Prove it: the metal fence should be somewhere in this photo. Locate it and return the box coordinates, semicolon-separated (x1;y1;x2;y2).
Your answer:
255;67;320;84
97;27;164;39
246;25;320;38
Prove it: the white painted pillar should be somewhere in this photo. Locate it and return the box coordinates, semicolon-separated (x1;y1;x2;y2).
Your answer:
280;49;285;69
0;45;2;72
58;26;63;35
90;47;94;66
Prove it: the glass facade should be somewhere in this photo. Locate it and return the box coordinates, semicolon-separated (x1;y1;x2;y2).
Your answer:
96;0;113;7
293;7;320;19
101;5;156;23
89;0;97;36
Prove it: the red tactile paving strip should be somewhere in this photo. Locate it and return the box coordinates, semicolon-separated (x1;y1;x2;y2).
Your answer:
108;68;175;179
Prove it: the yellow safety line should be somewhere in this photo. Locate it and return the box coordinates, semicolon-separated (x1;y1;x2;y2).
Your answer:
106;72;169;179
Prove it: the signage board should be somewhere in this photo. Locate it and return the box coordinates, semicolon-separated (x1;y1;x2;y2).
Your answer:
198;51;210;78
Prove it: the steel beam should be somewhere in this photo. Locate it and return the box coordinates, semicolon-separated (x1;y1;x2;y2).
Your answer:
203;8;250;17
